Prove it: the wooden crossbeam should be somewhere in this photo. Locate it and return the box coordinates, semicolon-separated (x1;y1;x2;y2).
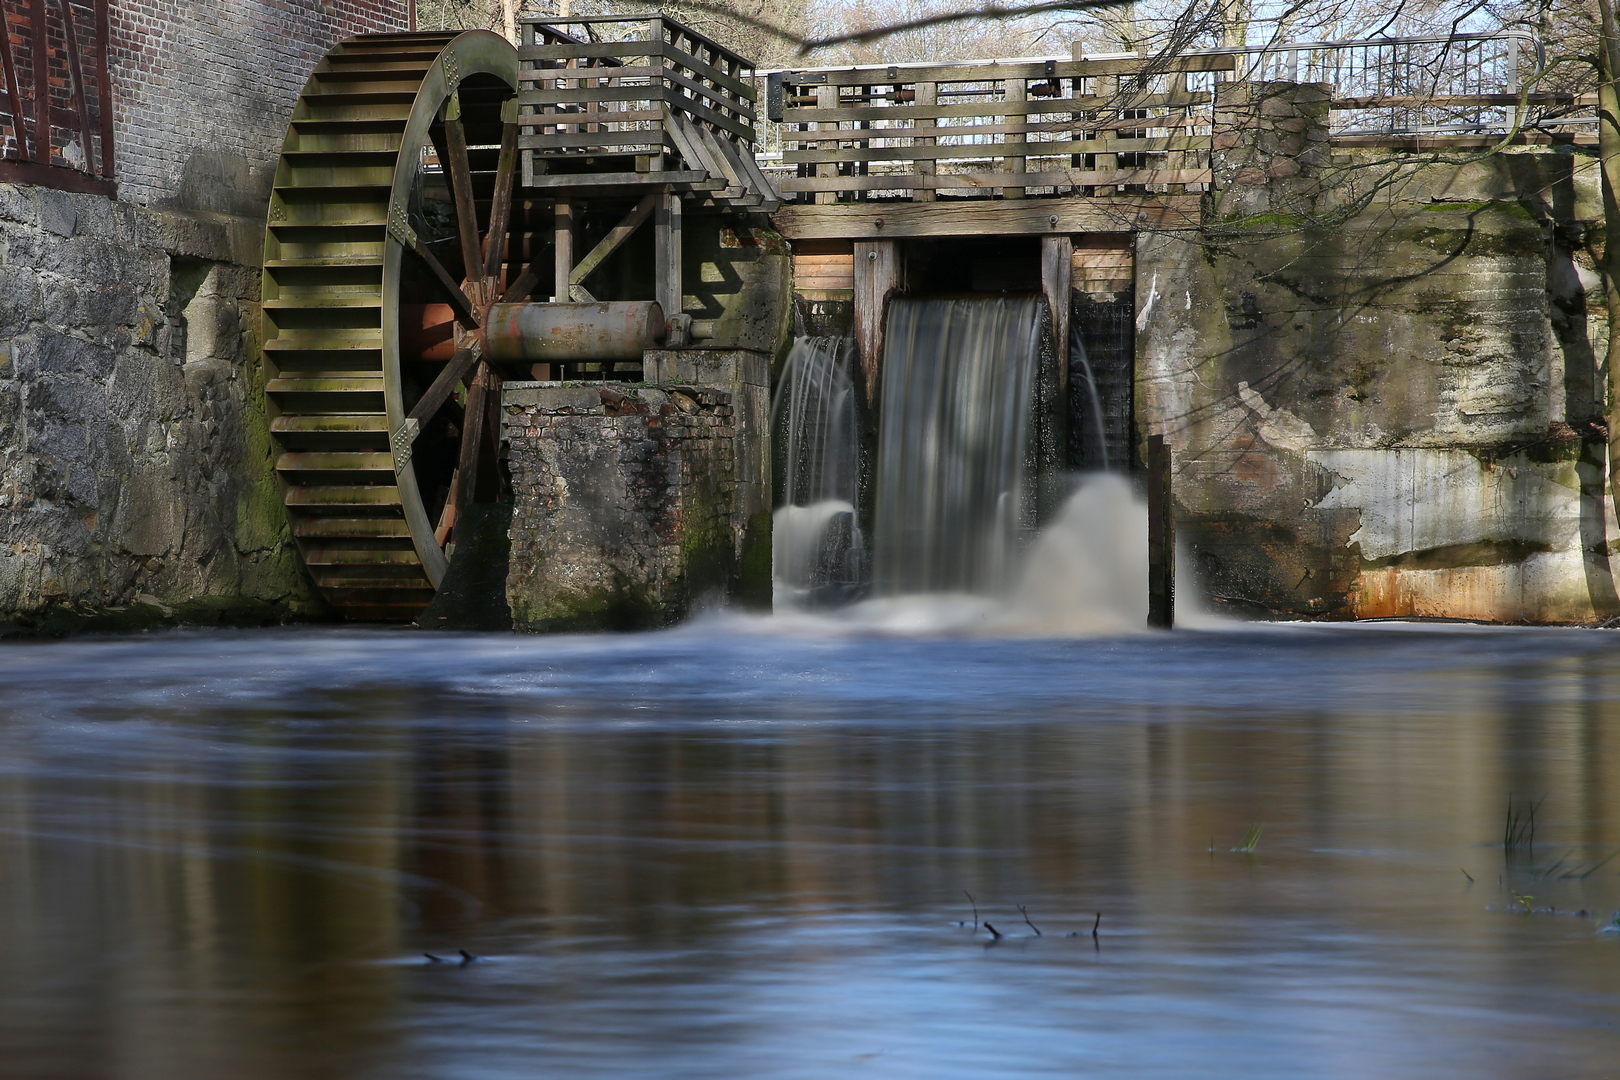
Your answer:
566;190;658;302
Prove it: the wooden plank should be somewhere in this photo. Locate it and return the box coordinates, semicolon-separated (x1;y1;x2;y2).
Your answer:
57;0;96;174
781;135;1204;164
770;198;1195;239
524;128;674;149
660;41;757;101
774;54;1235;89
776;111;1207;142
523;169;709;189
780;167;1213;192
854;240;899;409
780;91;1211;124
524;63;755;119
454;363;490;528
552;200;574;302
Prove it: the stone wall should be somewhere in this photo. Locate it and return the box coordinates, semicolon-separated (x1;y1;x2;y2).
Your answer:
505;384;740;631
0;0;409;632
1140;81;1612;621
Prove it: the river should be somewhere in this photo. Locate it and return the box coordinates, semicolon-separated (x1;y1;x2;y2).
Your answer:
2;621;1618;1078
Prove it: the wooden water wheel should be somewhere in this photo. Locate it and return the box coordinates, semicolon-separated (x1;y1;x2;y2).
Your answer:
262;30;523;622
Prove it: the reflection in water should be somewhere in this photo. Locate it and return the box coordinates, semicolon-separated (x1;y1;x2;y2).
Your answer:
2;626;1620;1078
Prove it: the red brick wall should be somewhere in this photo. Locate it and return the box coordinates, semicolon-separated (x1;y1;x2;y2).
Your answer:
107;0;410;211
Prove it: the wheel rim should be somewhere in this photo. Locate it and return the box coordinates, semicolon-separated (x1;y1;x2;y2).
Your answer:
263;31;520;622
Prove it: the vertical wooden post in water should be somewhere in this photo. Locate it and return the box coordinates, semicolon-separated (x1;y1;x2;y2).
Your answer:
1147;433;1175;629
854;240;900;408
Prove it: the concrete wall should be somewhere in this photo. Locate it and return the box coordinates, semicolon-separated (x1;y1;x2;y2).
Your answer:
0;0;408;632
1140;82;1612;621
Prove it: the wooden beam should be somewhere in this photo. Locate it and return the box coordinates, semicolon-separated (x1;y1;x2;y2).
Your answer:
406;241;482;329
482;102;521;281
779;168;1211;193
552;200;575;302
655;187;682;334
442;91;485;293
1147;433;1174;630
568;190;658;290
773;54;1236;88
1041;234;1071;479
853;240;899;410
771;197;1195;240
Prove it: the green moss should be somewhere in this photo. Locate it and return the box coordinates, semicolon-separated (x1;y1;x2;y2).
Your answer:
1422;199;1535;221
737;509;774;610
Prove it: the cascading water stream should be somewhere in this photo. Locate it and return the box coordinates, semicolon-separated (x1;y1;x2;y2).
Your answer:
771;335;866;606
872;296;1044;597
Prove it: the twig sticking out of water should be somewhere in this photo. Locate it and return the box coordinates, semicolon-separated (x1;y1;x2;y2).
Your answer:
1461;868;1474;883
984;922;1003;940
459;949;480;965
425;953;444;963
1018;905;1042;936
1233;821;1263;852
964;890;979;930
1092;912;1102;939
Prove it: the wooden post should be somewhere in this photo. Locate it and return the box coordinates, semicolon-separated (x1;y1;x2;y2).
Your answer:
914;81;936;202
1003;76;1026;199
815;83;838;204
552;200;575;302
655;186;682;334
1147;433;1175;629
854;240;900;408
1040;235;1072;510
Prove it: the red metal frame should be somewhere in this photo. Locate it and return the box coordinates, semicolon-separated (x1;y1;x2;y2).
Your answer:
0;0;114;194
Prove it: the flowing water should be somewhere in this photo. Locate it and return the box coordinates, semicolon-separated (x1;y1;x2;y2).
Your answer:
873;297;1044;597
3;624;1620;1080
771;335;865;606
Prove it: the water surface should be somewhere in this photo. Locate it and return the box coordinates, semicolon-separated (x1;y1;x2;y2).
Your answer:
2;622;1619;1078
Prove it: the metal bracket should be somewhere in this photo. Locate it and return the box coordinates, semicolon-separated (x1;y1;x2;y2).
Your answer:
391;417;421;471
568;283;597;303
386;201;418;248
441;53;460;88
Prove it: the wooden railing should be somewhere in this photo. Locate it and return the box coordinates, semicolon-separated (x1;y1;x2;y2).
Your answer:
518;14;757;165
764;54;1235;203
0;0;114;193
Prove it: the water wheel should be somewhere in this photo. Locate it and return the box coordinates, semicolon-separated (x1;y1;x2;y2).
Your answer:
262;30;523;622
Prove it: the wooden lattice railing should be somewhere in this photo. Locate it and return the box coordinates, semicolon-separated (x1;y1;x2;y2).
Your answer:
0;0;113;193
517;12;777;206
764;54;1236;203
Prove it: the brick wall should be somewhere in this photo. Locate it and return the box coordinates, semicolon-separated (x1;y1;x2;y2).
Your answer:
504;384;739;631
108;0;410;212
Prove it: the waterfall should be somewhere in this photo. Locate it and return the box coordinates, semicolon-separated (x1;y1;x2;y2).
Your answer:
772;336;866;606
872;297;1045;597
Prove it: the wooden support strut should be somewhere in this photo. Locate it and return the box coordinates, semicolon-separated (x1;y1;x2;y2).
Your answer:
567;190;658;302
1147;433;1175;630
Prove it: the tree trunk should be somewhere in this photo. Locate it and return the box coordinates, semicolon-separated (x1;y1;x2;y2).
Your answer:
1600;0;1620;549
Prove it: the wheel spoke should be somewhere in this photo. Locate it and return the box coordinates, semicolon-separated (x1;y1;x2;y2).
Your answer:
443;91;485;293
405;241;482;328
482;102;521;283
407;343;483;426
454;362;492;527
